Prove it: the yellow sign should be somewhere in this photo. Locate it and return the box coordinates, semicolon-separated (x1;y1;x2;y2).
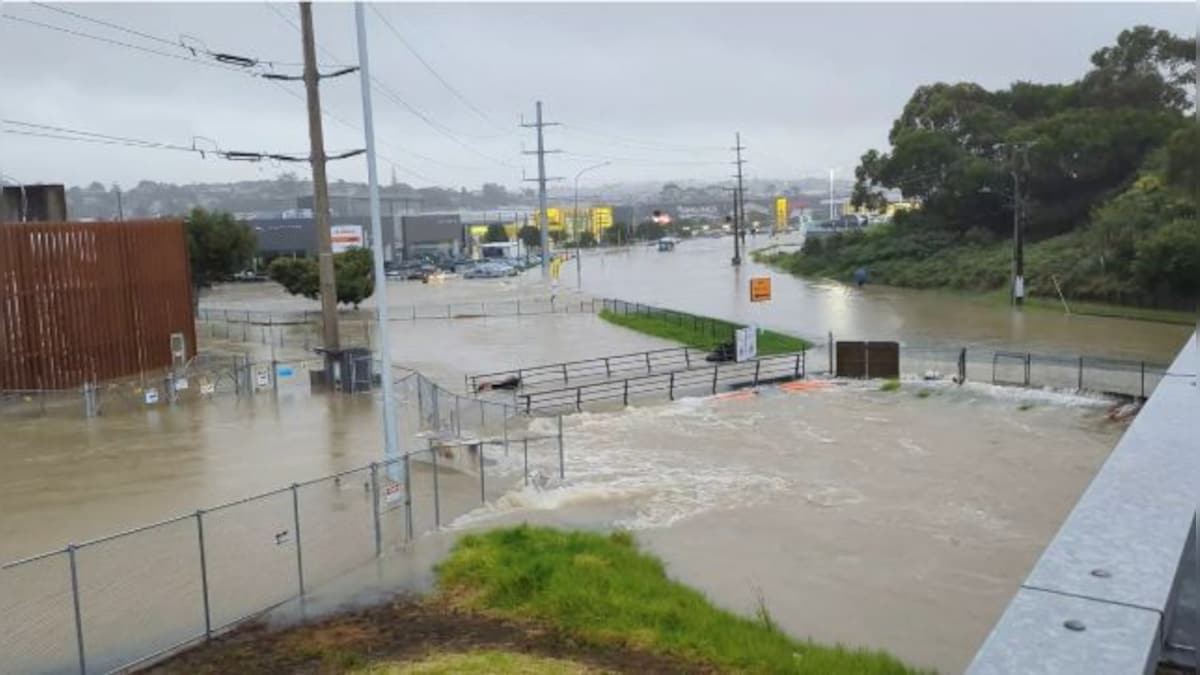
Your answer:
750;276;772;302
590;206;613;235
469;224;489;237
775;197;789;231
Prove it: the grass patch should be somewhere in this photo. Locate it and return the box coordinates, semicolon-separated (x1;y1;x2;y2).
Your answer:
1018;402;1036;411
916;388;932;399
598;309;810;355
436;525;923;674
880;379;901;392
354;650;599;674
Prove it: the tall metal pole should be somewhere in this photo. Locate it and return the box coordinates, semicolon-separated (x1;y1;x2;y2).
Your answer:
573;161;608;288
732;132;745;266
521;102;560;278
828;168;835;220
300;1;340;355
115;186;124;221
355;2;402;479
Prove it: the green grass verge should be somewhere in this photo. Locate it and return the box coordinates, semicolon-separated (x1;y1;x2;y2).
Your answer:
353;650;596;674
436;526;925;675
598;309;810;355
880;379;901;392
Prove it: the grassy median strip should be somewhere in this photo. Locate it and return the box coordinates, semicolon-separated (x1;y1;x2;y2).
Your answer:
598;309;810;355
437;526;924;675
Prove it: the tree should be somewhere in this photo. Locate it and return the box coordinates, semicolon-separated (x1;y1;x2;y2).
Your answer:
579;231;598;248
267;257;318;299
185;207;257;300
518;225;542;250
1132;218;1200;299
549;229;566;245
268;248;375;308
334;247;374;309
484;223;509;243
602;224;626;246
1165;126;1200;193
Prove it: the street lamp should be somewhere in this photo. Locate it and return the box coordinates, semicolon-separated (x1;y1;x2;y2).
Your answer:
573;161;610;289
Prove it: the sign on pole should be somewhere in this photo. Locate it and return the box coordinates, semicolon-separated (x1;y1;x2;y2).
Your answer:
750;276;772;302
735;326;758;362
775;197;788;232
331;224;365;253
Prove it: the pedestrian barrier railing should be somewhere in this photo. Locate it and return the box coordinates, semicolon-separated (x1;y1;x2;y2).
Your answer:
520;351;808;414
968;335;1198;674
465;346;697;394
196;297;600;327
0;369;563;675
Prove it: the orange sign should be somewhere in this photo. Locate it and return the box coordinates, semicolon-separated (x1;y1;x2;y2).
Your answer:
750;276;771;302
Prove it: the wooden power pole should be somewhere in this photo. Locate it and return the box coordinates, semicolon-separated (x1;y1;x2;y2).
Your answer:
299;1;340;352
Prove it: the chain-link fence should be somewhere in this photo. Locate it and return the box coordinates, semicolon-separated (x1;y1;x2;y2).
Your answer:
597;298;743;344
0;371;563;674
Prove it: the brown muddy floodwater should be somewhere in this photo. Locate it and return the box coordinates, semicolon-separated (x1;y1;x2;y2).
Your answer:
1;258;1181;674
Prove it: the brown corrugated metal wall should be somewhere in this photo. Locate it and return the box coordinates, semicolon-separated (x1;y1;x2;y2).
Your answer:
0;219;196;390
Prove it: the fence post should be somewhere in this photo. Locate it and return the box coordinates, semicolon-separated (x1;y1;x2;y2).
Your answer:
754;360;761;387
1078;356;1084;391
562;363;569;384
503;413;510;456
576;387;582;412
479;443;486;503
794;353;801;379
369;464;382;556
604;357;611;377
557;415;565;480
623;379;629;406
523;438;530;486
195;510;212;639
454;395;462;435
404;453;414;540
290;483;305;595
479;399;486;429
712;365;719;394
645;352;652;373
828;332;834;375
1025;353;1032;387
68;544;86;675
669;372;675;400
429;442;441;528
684;348;691;368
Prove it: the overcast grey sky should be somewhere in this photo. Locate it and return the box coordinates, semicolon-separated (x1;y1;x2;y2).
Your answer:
1;2;1194;190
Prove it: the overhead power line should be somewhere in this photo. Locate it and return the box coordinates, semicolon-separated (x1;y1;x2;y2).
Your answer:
369;5;507;134
563;123;727;153
2;119;363;163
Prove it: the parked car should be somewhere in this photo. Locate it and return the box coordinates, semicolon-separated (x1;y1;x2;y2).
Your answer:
464;262;512;279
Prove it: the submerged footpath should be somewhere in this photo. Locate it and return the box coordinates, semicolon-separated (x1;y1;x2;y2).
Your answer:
148;527;922;675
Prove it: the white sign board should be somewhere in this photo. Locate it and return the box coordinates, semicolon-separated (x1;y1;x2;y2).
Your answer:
200;382;216;396
255;369;270;388
144;388;160;405
174;377;189;391
275;363;310;393
331;224;364;253
735;326;758;363
384;483;404;505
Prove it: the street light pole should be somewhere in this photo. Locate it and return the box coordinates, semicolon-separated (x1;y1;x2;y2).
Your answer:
354;2;401;478
573;161;609;289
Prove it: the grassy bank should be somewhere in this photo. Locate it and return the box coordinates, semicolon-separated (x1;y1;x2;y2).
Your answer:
755;227;1195;326
439;526;922;674
598;309;810;355
153;526;922;674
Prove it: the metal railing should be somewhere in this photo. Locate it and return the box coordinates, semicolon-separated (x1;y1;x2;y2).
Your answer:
521;351;807;414
597;297;743;344
0;369;561;674
968;335;1198;674
466;346;697;393
197;297;600;327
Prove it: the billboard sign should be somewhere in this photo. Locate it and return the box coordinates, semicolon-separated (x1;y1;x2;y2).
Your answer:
750;276;772;302
331;224;364;253
775;197;789;231
590;207;613;234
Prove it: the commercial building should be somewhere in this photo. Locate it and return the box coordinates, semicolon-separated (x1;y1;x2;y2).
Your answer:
2;184;67;223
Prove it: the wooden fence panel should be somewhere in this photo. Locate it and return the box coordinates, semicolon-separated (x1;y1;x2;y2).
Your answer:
0;219;195;390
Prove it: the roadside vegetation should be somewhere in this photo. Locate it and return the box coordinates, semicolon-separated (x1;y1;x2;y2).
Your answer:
151;526;923;674
438;526;923;674
598;309;810;355
762;25;1197;318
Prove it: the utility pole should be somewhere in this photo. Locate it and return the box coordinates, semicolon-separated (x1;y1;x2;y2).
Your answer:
300;1;340;356
521;101;561;278
354;1;400;476
731;132;746;266
115;186;124;221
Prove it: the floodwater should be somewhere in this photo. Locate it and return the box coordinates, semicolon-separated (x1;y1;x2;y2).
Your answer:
578;234;1191;361
1;249;1179;673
